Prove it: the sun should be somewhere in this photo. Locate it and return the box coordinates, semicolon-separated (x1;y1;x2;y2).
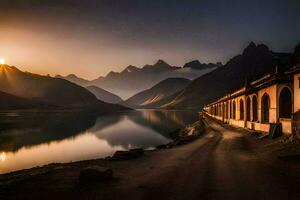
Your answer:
0;58;5;65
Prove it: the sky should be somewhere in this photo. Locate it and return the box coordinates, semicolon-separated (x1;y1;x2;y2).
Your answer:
0;0;299;79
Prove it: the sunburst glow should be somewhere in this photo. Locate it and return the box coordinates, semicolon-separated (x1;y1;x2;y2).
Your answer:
0;58;5;65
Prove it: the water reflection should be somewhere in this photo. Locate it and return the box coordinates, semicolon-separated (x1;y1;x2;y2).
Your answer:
0;110;198;174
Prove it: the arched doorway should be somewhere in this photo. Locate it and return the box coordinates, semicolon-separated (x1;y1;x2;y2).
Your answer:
246;97;251;121
279;87;292;118
240;99;244;120
233;101;236;119
261;93;270;123
252;96;258;121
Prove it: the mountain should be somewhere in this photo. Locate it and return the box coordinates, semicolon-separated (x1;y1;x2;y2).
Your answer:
123;78;191;108
55;74;90;86
162;42;292;110
0;65;127;112
287;42;300;67
0;90;49;110
86;85;123;104
183;60;222;70
57;59;221;99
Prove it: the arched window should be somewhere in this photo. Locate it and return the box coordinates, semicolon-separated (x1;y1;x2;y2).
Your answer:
240;99;244;120
246;97;251;121
279;87;292;118
232;101;236;119
261;93;270;123
252;96;258;121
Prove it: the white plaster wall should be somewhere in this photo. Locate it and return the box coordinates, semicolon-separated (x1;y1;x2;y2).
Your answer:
294;73;300;112
280;119;292;135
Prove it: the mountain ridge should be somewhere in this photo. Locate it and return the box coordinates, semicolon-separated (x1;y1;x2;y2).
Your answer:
85;85;123;104
123;77;191;108
161;42;292;110
57;59;221;98
0;65;128;112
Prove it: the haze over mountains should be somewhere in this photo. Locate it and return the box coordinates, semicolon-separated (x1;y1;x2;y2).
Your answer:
0;65;127;112
123;78;191;108
57;60;221;99
85;85;123;104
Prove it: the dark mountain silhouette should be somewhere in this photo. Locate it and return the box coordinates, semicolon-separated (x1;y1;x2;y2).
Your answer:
287;42;300;67
55;74;90;86
86;85;123;104
57;59;220;99
0;91;50;110
0;65;127;112
162;42;292;110
123;78;191;108
183;60;222;70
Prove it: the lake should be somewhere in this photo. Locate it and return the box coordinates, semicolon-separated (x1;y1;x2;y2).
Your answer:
0;110;199;174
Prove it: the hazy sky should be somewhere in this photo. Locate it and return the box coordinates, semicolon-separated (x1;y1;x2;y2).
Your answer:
0;0;299;79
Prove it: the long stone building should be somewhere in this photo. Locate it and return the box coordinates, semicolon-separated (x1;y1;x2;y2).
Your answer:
203;65;300;138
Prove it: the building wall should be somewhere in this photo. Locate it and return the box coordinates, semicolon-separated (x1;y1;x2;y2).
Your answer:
280;118;292;135
204;73;299;136
294;73;300;112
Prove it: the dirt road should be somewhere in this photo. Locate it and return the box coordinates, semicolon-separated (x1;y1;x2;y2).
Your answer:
1;117;300;200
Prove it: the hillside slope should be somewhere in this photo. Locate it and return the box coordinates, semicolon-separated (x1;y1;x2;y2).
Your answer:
0;65;127;112
123;78;191;108
86;85;123;104
162;42;292;110
0;91;49;110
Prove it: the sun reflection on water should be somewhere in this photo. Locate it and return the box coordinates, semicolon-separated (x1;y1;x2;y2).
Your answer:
0;152;6;162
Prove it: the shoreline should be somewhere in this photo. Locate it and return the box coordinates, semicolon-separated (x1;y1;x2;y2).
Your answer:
0;119;205;177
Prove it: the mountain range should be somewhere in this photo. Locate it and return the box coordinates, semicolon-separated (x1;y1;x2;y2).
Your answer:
0;65;128;112
160;42;292;110
56;59;221;99
1;41;297;112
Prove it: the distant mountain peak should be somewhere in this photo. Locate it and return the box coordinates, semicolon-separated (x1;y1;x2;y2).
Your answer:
122;65;139;73
154;59;170;67
183;60;222;70
243;41;257;55
242;42;270;56
106;71;118;77
66;74;79;78
183;60;201;68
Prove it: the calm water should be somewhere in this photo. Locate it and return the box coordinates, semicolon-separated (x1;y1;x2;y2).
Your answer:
0;110;198;174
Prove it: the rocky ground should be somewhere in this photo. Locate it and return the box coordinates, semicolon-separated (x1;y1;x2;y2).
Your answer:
0;116;300;200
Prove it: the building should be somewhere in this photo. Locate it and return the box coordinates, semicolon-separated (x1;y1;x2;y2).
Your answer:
203;65;300;138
